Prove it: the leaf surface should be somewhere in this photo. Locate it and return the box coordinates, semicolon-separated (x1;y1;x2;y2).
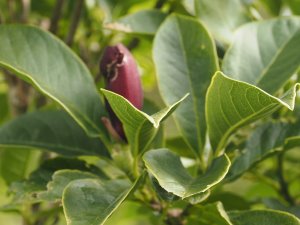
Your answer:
206;72;298;153
101;89;187;155
0;111;110;157
222;17;300;94
143;148;230;198
0;25;108;143
153;14;218;157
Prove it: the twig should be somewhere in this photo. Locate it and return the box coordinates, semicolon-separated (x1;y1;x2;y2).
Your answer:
155;0;167;9
49;0;65;34
65;0;84;46
277;152;295;206
21;0;30;23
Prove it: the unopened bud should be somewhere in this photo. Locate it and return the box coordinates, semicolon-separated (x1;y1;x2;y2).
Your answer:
100;43;143;141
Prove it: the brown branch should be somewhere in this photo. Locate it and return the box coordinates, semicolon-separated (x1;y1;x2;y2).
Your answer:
277;152;295;206
49;0;65;34
3;70;31;116
65;0;84;46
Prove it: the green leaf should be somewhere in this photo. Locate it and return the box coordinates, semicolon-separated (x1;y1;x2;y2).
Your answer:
105;10;167;35
143;148;230;198
222;17;300;94
101;89;187;155
39;170;100;202
7;157;97;205
194;0;250;45
228;121;300;180
0;111;110;158
206;72;298;153
186;202;233;225
0;25;108;143
153;14;218;158
228;209;300;225
0;148;40;185
62;175;143;225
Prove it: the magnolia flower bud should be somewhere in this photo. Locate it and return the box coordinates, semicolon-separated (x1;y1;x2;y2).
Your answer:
100;43;143;141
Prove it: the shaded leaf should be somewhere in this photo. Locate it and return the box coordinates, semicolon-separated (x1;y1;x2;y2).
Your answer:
105;10;167;35
153;14;218;158
186;202;233;225
101;89;187;155
0;148;40;185
143;148;230;198
195;0;250;45
228;209;300;225
222;17;300;94
228;121;300;180
0;111;110;158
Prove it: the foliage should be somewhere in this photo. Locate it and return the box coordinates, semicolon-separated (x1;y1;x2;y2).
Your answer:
0;0;300;225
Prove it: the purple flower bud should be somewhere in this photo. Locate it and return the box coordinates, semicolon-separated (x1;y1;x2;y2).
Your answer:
100;43;143;141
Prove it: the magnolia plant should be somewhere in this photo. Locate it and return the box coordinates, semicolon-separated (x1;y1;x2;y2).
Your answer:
0;1;300;225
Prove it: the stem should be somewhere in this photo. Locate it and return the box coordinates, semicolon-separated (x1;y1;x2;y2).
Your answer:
49;0;65;34
21;0;30;23
155;0;167;9
277;152;295;206
65;0;84;46
3;70;31;116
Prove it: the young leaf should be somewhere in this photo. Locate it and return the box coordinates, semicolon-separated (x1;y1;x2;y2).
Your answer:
228;121;300;180
194;0;250;45
206;72;298;154
143;149;230;198
0;25;109;143
105;10;167;35
62;175;143;225
7;158;94;205
101;89;187;155
228;209;300;225
39;170;100;202
222;17;300;94
0;111;110;158
153;14;218;158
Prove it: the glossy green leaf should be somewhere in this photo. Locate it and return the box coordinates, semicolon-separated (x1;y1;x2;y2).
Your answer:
186;202;233;225
228;121;300;180
0;148;40;185
206;72;298;153
0;111;110;158
228;209;300;225
222;17;300;94
153;14;218;158
195;0;250;45
101;89;187;155
0;25;108;143
105;10;167;35
143;149;230;198
39;170;100;202
63;176;142;225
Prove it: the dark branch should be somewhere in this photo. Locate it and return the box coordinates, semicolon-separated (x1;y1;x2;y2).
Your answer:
277;152;295;206
65;0;84;46
49;0;65;34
